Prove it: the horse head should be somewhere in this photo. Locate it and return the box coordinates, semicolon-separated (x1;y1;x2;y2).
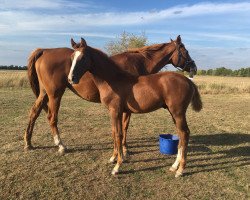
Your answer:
68;38;91;84
170;35;197;78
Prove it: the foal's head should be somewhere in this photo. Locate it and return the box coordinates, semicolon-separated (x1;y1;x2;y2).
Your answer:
170;35;197;77
68;38;92;84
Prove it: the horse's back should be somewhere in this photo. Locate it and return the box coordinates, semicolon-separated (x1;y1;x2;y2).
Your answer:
39;48;72;66
140;71;194;104
35;48;73;91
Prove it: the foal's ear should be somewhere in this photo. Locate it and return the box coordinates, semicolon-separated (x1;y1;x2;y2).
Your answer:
80;37;87;47
71;38;77;49
176;35;182;44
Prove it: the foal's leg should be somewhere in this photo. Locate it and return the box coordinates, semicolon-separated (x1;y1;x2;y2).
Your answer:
110;109;123;175
24;91;48;150
109;127;117;163
122;112;131;157
47;94;66;154
170;114;190;177
109;112;130;162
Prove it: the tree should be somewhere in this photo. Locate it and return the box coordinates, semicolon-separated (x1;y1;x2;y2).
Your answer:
105;31;148;55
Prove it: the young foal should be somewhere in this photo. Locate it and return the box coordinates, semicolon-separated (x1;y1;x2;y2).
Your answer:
70;38;202;177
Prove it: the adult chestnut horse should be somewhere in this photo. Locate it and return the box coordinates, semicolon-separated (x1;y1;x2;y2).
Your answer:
70;38;202;177
24;36;197;157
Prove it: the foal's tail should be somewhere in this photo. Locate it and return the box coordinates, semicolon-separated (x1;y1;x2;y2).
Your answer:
27;48;43;98
191;82;203;112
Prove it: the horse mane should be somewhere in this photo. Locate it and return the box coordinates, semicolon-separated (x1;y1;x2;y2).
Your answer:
126;43;168;60
127;43;167;53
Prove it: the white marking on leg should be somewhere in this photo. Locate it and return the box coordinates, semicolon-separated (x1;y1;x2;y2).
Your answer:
109;156;116;163
175;170;183;178
68;51;82;82
54;135;60;146
58;144;65;154
111;164;120;175
171;147;182;170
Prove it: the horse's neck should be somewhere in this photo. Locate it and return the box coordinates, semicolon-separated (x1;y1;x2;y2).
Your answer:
90;47;130;83
145;43;175;73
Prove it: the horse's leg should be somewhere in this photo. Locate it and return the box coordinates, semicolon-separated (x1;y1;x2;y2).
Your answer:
163;107;181;173
170;114;190;177
47;93;66;154
24;91;48;150
122;112;131;157
109;112;130;162
109;128;117;163
110;108;123;175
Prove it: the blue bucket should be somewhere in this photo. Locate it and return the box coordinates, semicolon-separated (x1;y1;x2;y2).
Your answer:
159;134;179;155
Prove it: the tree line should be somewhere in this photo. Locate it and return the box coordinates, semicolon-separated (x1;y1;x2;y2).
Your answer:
1;65;249;77
196;67;250;77
0;65;27;70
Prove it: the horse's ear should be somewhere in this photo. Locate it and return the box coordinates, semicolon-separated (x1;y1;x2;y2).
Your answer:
71;38;77;48
176;35;181;44
80;37;87;47
170;38;173;42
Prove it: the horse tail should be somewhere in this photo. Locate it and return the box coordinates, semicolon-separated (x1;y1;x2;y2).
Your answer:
27;48;43;98
191;81;203;112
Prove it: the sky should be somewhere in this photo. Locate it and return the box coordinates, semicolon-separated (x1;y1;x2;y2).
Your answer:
0;0;250;69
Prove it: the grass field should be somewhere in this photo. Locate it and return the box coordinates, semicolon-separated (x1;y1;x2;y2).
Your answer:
0;72;249;199
1;70;250;94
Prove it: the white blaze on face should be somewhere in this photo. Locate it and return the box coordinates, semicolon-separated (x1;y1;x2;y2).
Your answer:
68;51;82;82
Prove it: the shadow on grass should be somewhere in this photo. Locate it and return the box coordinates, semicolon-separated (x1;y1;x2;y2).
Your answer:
119;133;250;175
64;136;158;154
191;132;250;146
185;133;250;176
32;146;57;150
32;132;249;176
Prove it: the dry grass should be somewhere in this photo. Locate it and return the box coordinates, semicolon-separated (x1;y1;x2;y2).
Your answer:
1;70;250;94
194;76;250;94
0;70;29;88
0;87;249;200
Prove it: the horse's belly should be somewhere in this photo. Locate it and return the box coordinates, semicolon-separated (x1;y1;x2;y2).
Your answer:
126;88;163;113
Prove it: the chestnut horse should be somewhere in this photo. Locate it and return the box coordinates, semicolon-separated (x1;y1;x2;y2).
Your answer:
70;38;202;177
24;36;197;157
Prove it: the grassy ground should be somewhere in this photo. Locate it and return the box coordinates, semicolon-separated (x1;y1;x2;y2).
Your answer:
194;76;250;94
0;70;29;88
0;85;249;199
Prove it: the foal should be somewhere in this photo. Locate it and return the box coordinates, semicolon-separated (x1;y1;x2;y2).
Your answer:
70;38;202;177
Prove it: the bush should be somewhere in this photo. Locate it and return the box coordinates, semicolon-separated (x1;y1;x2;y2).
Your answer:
105;31;147;55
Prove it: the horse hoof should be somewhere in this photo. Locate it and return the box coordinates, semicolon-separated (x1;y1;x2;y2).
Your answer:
24;145;34;151
109;156;116;164
175;171;183;178
169;166;177;172
58;146;66;155
111;169;119;176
